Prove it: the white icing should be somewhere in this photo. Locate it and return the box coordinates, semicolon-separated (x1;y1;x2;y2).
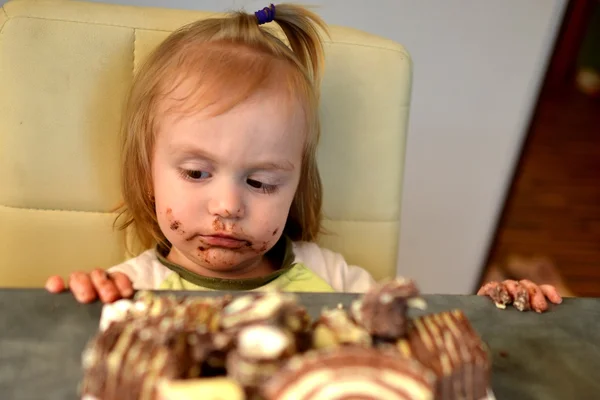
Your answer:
494;302;507;309
312;378;413;400
279;367;433;400
237;325;289;360
408;297;428;310
221;293;295;329
350;300;363;324
81;348;97;369
223;295;254;315
99;299;134;331
380;293;393;304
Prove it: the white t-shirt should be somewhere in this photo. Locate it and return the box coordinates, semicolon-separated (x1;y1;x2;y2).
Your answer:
108;241;375;293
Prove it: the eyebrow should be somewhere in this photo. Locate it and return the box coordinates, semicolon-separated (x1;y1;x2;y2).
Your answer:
250;160;295;172
171;146;295;172
171;146;217;163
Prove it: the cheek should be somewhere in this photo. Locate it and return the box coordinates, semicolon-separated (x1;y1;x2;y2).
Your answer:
156;206;188;240
252;185;297;243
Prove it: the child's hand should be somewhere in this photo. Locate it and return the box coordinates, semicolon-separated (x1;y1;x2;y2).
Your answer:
45;269;134;304
477;279;562;313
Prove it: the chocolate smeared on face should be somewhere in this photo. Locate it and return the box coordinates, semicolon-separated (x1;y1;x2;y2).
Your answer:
165;208;186;235
212;219;225;232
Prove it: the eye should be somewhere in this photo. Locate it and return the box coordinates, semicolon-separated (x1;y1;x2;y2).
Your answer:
247;178;278;194
180;169;211;181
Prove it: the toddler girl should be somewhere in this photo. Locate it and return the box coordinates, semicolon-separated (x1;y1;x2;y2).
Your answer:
45;3;563;312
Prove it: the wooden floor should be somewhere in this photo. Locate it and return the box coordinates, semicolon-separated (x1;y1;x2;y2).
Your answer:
484;88;600;297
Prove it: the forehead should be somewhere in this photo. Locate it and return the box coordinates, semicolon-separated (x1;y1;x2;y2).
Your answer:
157;87;306;163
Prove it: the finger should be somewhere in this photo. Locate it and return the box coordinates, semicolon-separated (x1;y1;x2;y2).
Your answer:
540;284;563;304
477;281;512;308
477;281;497;296
520;279;548;313
90;269;120;303
109;272;134;298
69;272;97;303
502;280;530;311
45;276;66;293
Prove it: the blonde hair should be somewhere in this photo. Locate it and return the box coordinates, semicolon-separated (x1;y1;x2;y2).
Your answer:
114;4;328;252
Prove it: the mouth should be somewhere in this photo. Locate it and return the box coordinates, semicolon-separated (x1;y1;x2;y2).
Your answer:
193;234;251;249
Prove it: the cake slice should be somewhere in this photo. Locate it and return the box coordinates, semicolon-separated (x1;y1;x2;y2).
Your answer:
80;316;216;400
261;346;436;400
397;310;491;400
351;278;425;340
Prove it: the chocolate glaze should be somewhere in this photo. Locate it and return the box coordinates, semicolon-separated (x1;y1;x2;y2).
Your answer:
351;279;419;339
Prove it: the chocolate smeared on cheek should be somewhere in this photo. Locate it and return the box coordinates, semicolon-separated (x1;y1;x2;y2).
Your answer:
272;228;278;236
165;208;186;235
251;241;270;253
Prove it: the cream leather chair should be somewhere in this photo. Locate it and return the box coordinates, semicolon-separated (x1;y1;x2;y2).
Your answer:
0;0;412;287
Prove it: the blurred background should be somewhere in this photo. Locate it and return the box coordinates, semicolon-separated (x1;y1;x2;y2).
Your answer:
482;0;600;298
3;0;598;296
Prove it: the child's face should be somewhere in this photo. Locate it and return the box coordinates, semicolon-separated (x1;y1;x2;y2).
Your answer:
152;88;305;278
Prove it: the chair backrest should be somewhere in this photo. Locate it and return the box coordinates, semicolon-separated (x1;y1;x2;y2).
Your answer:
0;0;412;287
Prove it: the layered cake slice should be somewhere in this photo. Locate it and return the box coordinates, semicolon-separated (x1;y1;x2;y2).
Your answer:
397;310;491;400
261;346;437;400
80;316;216;400
351;278;426;340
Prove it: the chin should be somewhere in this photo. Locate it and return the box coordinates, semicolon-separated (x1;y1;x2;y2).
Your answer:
189;247;262;270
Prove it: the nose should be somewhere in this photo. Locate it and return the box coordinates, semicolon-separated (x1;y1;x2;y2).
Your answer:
207;179;245;219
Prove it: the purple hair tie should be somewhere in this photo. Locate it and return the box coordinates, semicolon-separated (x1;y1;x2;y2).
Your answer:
255;4;276;25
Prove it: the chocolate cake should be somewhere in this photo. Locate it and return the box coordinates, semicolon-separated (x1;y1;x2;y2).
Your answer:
81;282;493;400
396;310;491;400
218;292;311;335
261;346;437;400
227;324;298;398
351;278;425;340
312;306;372;349
80;316;216;400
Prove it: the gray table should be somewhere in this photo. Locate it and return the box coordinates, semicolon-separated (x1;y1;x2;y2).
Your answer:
0;289;599;400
